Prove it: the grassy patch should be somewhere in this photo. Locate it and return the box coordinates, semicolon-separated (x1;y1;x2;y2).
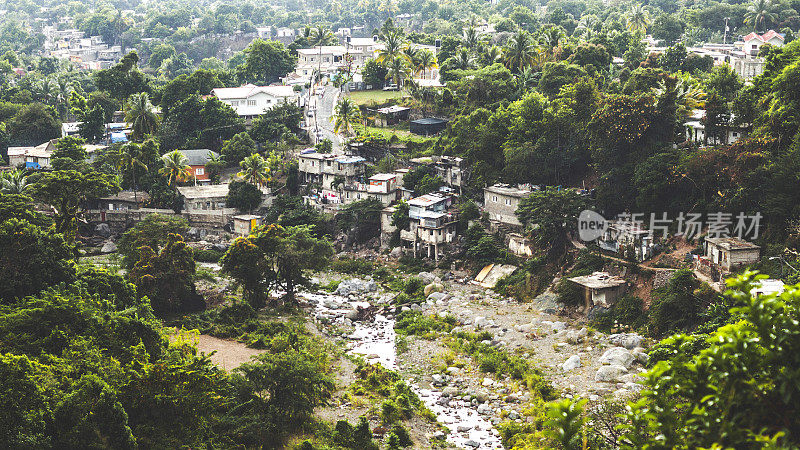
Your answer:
348;89;406;106
395;310;456;339
445;331;556;400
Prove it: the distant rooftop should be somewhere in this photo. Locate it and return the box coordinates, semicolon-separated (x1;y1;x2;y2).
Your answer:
485;183;533;198
177;184;229;199
569;272;627;289
705;237;760;250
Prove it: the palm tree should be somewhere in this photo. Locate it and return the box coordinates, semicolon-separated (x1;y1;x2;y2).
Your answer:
377;28;407;65
309;26;335;85
414;49;438;79
238;153;270;187
453;48;475;70
125;92;159;142
159;151;191;186
744;0;777;32
0;169;28;194
503;30;536;73
626;4;651;33
654;77;706;118
539;26;565;57
386;55;412;86
332;97;361;137
119;143;147;203
463;26;480;50
482;45;503;66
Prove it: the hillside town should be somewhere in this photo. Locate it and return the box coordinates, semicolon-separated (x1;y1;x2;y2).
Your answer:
1;0;800;448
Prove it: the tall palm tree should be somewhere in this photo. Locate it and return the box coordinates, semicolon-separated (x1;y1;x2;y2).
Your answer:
0;169;28;194
238;153;270;187
377;28;407;65
626;4;651;33
159;151;191;186
119;143;147;203
332;97;361;137
310;26;335;85
414;49;438;78
744;0;777;32
386;55;412;86
503;30;536;73
463;26;480;50
125;92;159;142
539;26;565;57
453;48;475;70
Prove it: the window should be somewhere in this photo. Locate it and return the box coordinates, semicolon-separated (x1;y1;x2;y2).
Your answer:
505;198;511;206
266;99;272;104
492;196;498;202
324;57;330;62
195;167;204;176
248;100;256;106
230;100;238;106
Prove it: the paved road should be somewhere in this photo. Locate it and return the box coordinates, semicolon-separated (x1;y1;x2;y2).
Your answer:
308;85;341;150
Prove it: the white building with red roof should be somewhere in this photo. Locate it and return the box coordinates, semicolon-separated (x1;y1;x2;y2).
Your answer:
741;30;785;56
211;84;300;122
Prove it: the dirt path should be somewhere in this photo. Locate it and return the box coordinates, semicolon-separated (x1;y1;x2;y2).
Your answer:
194;335;267;371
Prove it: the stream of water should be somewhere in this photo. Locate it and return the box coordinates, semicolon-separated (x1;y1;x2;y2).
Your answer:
302;291;503;449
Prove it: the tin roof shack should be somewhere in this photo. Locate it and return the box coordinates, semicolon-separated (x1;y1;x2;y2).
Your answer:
703;237;760;272
483;184;533;230
233;214;262;236
374;105;410;127
751;279;785;298
569;272;627;311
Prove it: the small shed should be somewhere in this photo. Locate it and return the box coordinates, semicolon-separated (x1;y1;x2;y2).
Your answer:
233;214;262;236
410;118;448;136
375;105;410;126
569;272;627;310
96;191;150;210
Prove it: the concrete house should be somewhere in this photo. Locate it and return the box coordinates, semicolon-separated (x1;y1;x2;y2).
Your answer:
401;193;456;260
180;149;219;183
298;152;367;193
178;184;231;213
233;214;262;236
569;272;627;310
341;172;399;205
483;184;533;229
742;30;784;56
95;191;149;211
212;84;300;123
702;237;760;271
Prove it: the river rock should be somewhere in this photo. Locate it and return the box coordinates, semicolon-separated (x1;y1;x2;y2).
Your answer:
595;364;629;382
477;403;492;414
457;425;472;432
565;327;588;344
599;347;635;368
344;309;359;321
94;223;111;237
465;440;480;448
551;321;567;332
390;247;403;258
427;291;448;302
442;386;459;397
632;347;649;365
609;332;644;350
100;241;117;253
561;355;581;372
424;282;443;297
417;271;438;285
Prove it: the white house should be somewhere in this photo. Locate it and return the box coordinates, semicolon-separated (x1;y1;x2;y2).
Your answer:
741;30;784;56
211;84;300;122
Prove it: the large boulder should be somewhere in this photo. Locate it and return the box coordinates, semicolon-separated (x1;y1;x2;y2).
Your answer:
609;333;644;350
100;241;117;254
417;271;438;285
389;247;403;258
561;355;581;372
424;282;443;297
94;223;111;238
599;347;635;369
595;364;628;383
564;327;588;344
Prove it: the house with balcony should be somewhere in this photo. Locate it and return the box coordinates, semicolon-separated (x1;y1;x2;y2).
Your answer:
298;151;367;195
398;193;456;260
341;172;399;205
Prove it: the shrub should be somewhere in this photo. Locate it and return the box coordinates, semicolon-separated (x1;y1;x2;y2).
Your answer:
194;248;223;263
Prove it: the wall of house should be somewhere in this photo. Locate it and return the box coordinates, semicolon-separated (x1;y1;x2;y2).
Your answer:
484;191;523;226
728;248;760;269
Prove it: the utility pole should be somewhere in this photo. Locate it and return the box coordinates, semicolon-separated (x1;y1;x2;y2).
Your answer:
723;17;730;44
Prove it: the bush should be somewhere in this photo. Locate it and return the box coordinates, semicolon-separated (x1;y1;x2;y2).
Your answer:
330;257;374;275
590;295;646;331
193;248;223;263
394;311;456;337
